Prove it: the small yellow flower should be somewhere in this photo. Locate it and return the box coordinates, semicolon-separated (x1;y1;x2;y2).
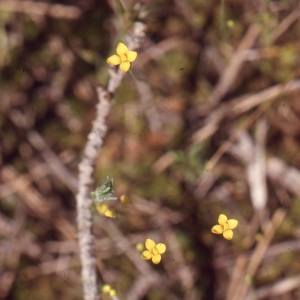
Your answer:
227;20;234;28
96;204;116;218
120;194;131;207
136;243;144;252
211;214;238;240
102;284;117;296
141;238;166;264
106;42;137;72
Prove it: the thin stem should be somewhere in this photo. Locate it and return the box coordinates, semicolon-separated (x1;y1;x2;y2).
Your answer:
76;21;147;300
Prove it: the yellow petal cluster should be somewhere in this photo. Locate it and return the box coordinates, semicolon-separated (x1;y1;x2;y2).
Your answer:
211;214;238;240
141;238;166;264
107;42;137;72
102;284;116;296
96;204;116;218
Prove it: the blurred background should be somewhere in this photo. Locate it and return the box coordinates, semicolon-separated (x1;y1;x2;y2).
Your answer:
1;0;300;299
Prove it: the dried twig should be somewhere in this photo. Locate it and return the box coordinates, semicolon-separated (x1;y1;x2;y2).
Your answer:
157;215;198;300
246;274;300;299
0;166;76;240
229;209;286;300
8;110;78;193
135;80;163;132
231;79;300;116
192;78;300;144
270;3;300;42
267;156;300;196
0;0;81;19
246;119;268;213
229;132;300;197
75;22;146;300
210;24;260;104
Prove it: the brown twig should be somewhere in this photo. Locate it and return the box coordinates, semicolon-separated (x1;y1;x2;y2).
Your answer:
0;166;77;240
229;209;286;300
0;0;81;19
231;79;300;116
210;24;261;104
246;274;300;299
8;110;78;194
270;3;300;42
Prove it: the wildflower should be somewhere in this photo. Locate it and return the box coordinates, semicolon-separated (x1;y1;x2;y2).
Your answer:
102;284;117;296
120;194;131;207
96;203;116;218
141;238;166;264
106;42;137;72
211;214;238;240
227;20;234;28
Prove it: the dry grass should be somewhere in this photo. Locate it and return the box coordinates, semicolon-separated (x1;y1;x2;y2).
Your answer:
1;0;300;299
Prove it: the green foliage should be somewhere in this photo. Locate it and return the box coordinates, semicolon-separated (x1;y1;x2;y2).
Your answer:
170;145;204;182
91;176;118;202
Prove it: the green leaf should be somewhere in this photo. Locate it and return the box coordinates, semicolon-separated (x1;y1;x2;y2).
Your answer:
91;176;118;203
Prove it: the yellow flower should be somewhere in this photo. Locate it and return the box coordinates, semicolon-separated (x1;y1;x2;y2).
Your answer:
211;214;238;240
106;42;137;72
96;204;116;218
136;243;144;252
120;194;131;207
141;238;166;264
102;284;116;296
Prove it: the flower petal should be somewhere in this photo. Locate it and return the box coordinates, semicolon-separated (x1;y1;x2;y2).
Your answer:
156;243;166;254
152;248;159;255
211;225;223;234
120;61;130;72
218;214;228;225
141;250;152;260
102;284;111;293
145;239;155;251
116;42;128;55
96;204;108;214
152;254;162;264
104;209;116;218
127;51;137;62
109;289;117;296
223;229;233;240
228;219;238;229
120;195;131;206
107;55;121;65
